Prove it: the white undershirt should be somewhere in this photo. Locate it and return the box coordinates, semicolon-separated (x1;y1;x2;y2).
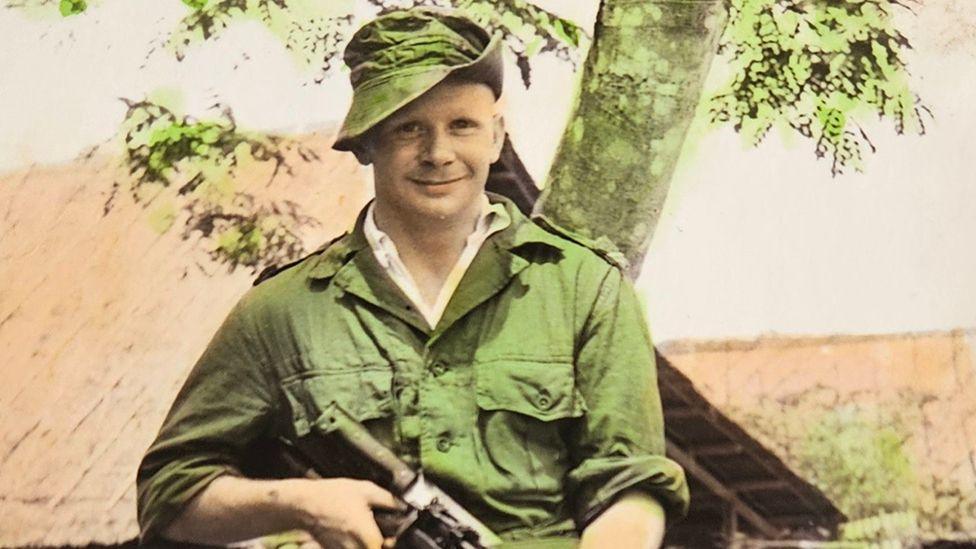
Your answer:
363;195;511;329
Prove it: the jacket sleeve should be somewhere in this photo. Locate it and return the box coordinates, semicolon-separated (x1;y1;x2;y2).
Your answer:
566;264;689;529
136;294;280;543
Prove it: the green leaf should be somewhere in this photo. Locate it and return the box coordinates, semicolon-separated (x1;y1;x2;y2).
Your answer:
181;0;208;10
59;0;87;16
551;18;579;48
708;0;925;175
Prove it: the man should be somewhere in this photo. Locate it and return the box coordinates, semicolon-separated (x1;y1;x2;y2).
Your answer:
137;8;688;549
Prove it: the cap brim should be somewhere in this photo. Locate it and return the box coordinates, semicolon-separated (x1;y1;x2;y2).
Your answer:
332;34;504;152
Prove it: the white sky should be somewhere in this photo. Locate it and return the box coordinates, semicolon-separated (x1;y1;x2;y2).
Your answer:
1;0;974;342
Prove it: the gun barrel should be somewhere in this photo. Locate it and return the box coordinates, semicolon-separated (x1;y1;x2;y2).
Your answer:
322;402;418;493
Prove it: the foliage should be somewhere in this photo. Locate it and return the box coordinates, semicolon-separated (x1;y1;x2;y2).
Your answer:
167;0;355;83
710;0;929;175
7;0;927;176
837;480;976;545
796;403;915;519
109;99;320;271
736;387;976;541
184;194;316;269
58;0;84;15
840;511;920;545
3;0;90;16
167;0;583;86
914;476;976;540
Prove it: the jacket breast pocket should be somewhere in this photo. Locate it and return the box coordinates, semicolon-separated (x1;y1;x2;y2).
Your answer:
474;359;586;494
281;367;394;437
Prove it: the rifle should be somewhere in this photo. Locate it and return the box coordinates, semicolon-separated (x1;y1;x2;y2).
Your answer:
275;402;502;549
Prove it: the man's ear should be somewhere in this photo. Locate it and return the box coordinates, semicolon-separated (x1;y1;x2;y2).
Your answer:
491;114;505;163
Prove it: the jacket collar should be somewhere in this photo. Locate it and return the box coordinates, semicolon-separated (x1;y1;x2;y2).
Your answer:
304;193;567;336
307;193;566;281
306;206;371;281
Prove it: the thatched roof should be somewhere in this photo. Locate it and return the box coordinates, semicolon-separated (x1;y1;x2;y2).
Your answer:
0;135;369;546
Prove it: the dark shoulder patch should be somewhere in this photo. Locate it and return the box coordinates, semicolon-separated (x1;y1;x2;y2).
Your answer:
531;215;629;271
252;233;348;287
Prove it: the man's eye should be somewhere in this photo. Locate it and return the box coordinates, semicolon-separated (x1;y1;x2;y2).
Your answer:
395;122;423;136
450;119;479;132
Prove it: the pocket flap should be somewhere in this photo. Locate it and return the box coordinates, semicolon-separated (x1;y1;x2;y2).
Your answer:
475;360;585;421
282;368;393;436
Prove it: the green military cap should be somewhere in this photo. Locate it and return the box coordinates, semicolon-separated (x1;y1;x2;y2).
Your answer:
332;7;504;152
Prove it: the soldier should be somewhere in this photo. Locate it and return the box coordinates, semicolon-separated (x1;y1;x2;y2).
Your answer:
137;8;688;549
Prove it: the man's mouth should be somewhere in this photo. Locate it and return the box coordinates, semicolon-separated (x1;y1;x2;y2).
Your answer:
409;176;465;186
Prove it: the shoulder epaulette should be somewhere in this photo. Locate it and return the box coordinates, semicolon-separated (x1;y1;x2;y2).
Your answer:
531;215;630;271
252;232;348;286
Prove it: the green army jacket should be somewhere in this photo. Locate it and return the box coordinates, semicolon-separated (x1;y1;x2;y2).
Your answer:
137;195;689;545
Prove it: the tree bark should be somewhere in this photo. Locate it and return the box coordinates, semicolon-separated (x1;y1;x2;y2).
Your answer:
536;0;728;277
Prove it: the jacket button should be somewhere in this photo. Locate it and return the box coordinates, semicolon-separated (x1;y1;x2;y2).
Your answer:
430;360;447;377
436;436;452;452
537;389;552;409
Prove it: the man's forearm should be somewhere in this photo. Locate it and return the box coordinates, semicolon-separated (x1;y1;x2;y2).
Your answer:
161;474;399;548
579;490;667;549
161;475;306;545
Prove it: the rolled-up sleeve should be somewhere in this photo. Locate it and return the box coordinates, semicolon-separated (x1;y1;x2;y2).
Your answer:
567;265;689;528
136;295;279;542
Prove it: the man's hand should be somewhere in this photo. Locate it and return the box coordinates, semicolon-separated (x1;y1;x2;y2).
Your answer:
289;478;401;549
162;476;401;549
579;491;666;549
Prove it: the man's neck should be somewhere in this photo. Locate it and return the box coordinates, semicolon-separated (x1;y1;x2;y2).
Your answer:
371;199;484;305
374;200;481;255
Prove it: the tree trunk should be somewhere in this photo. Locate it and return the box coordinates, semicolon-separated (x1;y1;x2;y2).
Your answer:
536;0;728;277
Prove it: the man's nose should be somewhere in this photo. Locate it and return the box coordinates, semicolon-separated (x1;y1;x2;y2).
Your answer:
420;130;456;166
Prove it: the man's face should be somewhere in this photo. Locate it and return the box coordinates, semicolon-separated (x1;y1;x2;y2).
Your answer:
361;80;504;225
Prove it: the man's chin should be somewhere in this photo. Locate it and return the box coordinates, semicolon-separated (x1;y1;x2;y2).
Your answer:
413;201;463;222
402;194;479;224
